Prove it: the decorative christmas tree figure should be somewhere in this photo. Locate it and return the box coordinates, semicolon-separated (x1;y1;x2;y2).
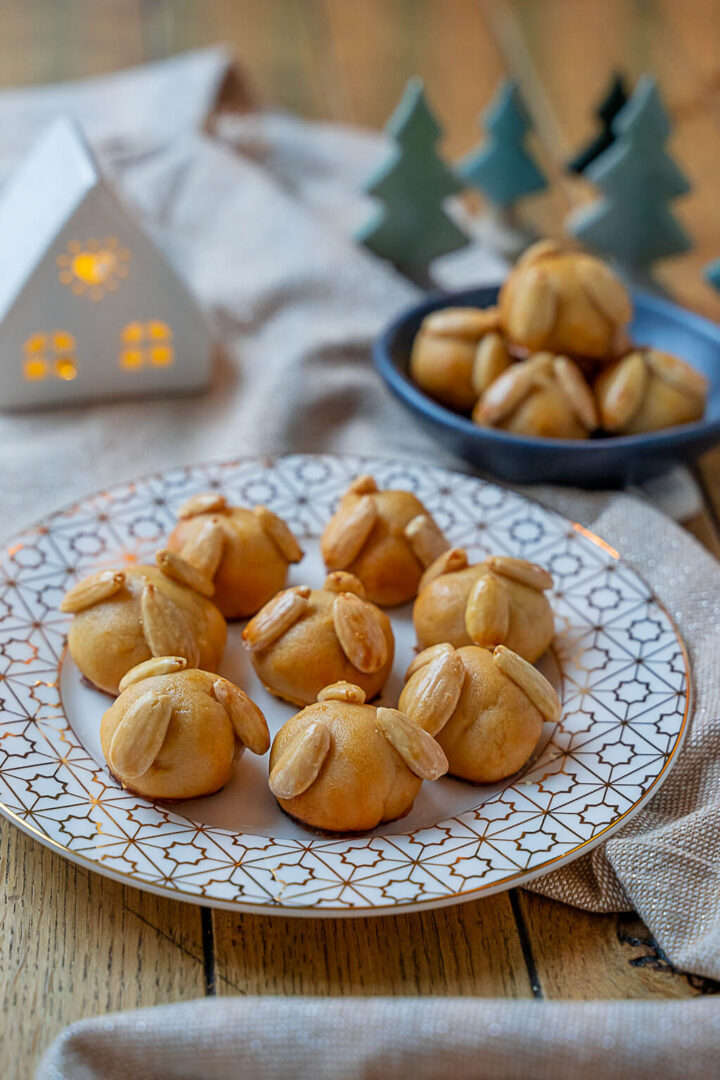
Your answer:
357;78;469;285
568;76;691;282
567;72;630;174
458;80;547;209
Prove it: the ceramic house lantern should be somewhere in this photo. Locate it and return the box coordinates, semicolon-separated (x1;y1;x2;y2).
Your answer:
0;117;210;409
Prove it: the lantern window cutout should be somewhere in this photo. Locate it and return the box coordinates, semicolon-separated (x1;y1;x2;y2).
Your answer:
22;331;78;382
0;116;210;410
118;321;174;371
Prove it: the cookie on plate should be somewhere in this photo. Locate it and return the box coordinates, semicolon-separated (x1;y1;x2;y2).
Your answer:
413;550;554;663
399;643;560;783
167;492;303;619
268;681;448;832
321;474;449;606
101;656;269;800
242;572;394;706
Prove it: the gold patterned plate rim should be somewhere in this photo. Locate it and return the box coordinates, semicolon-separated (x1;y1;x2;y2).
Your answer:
0;454;691;917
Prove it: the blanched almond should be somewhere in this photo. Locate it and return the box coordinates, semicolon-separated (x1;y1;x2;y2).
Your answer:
332;593;388;673
213;678;269;754
399;649;465;736
60;570;125;613
376;707;448;781
404;513;448;568
645;349;708;402
471;332;511;395
473;361;538;424
506;267;558;347
553;356;598;431
118;655;187;693
242;586;310;652
156;548;214;597
596;352;647;431
269;721;331;799
465;574;510;647
576;257;632;326
177;492;229;519
140;583;200;667
347;475;378;496
108;689;172;779
317;681;366;704
405;642;455;681
516;239;560;268
418;548;468;593
423;306;500;340
253;505;303;563
493;645;561;724
323;571;366;597
179;517;225;579
322;495;377;570
486;556;553;592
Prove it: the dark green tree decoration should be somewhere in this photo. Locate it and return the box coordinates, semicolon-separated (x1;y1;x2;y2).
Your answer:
357;78;469;278
568;75;691;277
458;79;547;209
567;72;630;174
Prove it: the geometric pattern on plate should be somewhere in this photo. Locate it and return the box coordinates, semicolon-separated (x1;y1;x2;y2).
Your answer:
0;454;690;915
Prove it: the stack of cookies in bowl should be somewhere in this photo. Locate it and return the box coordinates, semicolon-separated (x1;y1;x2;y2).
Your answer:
411;240;708;439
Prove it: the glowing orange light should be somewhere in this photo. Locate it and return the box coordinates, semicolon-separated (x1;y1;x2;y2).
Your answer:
150;346;174;367
122;323;144;344
118;321;174;372
53;331;75;351
55;358;77;381
24;358;48;381
57;237;131;298
148;321;171;340
120;349;144;370
24;334;46;354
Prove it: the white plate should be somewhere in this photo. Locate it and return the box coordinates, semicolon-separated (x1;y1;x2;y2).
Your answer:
0;454;690;916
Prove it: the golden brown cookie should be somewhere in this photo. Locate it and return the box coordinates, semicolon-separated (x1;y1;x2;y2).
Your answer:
61;556;227;695
595;348;707;434
167;492;303;619
472;352;598;439
242;572;394;706
268;681;448;832
320;474;448;606
499;240;632;361
399;643;560;783
100;657;269;800
410;306;511;410
413;550;554;663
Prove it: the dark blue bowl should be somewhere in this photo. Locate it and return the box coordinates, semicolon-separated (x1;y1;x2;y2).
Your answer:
374;285;720;487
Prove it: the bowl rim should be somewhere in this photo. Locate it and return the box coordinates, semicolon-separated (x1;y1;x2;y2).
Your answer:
374;284;720;452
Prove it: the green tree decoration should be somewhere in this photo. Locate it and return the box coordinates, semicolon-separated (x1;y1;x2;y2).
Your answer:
357;78;469;282
458;79;547;209
567;72;630;175
567;75;692;279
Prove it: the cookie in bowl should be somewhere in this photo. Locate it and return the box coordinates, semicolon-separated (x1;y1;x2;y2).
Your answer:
498;240;632;361
410;305;511;410
413;549;554;663
60;553;227;695
167;492;303;619
595;348;707;434
101;656;269;800
268;681;448;833
399;643;560;784
472;352;598;439
242;572;394;706
321;474;449;606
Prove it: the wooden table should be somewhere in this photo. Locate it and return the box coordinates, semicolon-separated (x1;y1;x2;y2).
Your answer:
3;2;720;1075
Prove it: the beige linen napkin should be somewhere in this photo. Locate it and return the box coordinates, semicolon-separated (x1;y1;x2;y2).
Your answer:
0;49;716;1079
36;996;720;1080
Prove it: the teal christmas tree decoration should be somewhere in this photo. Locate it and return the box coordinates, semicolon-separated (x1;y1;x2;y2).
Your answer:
568;75;692;276
356;78;469;276
458;79;547;209
704;258;720;291
567;72;630;175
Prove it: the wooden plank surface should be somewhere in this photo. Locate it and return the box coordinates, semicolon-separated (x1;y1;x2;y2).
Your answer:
1;2;720;1077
